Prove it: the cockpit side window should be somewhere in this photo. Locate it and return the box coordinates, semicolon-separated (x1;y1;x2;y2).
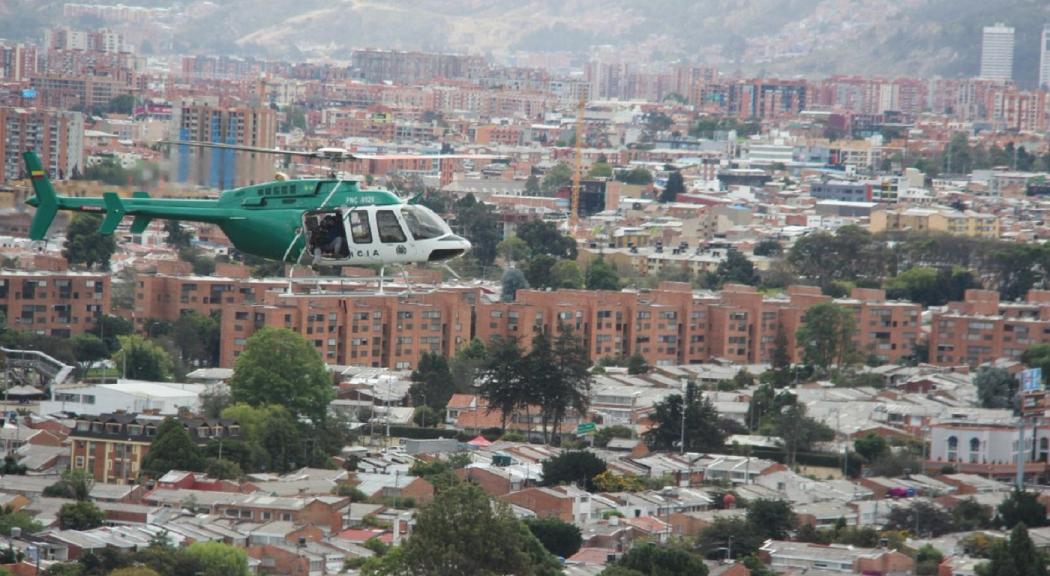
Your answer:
349;211;372;244
376;209;407;243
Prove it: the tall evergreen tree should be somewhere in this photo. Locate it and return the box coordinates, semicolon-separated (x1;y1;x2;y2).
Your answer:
659;171;685;203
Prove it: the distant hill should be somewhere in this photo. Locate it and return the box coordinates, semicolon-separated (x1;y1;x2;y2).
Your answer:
6;0;1050;86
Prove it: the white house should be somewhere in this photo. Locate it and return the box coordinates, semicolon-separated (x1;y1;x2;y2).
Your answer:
40;380;208;416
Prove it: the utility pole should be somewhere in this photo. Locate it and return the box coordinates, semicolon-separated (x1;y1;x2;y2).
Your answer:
679;378;688;454
1016;389;1026;490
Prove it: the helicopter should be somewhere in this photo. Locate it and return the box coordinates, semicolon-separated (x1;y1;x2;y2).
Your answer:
22;142;498;269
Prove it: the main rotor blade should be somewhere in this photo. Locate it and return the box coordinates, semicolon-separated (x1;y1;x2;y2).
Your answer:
352;153;507;161
159;140;319;159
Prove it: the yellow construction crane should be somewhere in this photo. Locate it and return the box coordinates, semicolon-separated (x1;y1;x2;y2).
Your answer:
570;92;585;230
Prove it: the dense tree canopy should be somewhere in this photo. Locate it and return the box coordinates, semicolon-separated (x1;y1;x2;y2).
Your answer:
645;382;726;453
111;334;174;381
63;213;116;270
517;220;578;260
229;327;333;423
183;541;250;576
524;517;582;559
796;302;856;372
976;367;1019;409
659;171;685;203
541;450;607;492
409;352;456;411
141;418;205;478
362;483;559;576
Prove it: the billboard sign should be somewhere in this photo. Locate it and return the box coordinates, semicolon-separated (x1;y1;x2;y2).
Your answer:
1020;368;1043;393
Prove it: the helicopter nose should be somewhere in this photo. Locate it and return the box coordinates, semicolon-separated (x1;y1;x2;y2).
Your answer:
427;235;471;262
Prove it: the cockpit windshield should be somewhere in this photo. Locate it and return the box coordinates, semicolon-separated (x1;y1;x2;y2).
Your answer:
401;205;447;240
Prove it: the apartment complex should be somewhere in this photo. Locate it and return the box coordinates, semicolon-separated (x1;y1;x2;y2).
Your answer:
159;276;919;369
0;106;84;182
0;270;109;337
929;289;1050;367
869;207;999;238
69;413;241;484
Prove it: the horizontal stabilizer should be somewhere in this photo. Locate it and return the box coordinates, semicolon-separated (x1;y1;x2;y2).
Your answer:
99;192;126;235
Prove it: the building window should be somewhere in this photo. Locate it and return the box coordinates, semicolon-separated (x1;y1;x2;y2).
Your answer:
969;437;981;463
947;436;958;462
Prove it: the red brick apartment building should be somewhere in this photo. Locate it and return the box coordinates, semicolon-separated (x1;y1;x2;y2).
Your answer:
149;272;914;369
69;413;240;484
929;289;1050;367
0;270;109;337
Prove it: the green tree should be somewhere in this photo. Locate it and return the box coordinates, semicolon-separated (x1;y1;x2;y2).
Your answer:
479;336;529;431
715;248;759;286
585;257;620;291
229;327;333;423
645;382;726;453
697;517;765;560
0;507;42;537
111;334;174;381
141;418;204;478
747;499;796;540
626;352;650;375
413;405;439;428
915;544;944;576
219;403;302;473
63;213;116;270
853;433;889;463
770;323;792;387
978;523;1049;576
204;458;242;480
107;94;136;115
58;501;104;530
501;268;530;302
954;498;992;531
787;226;889;289
453;194;501;268
43;469;94;501
796;302;857;372
605;543;707;576
409;352;455;411
71;333;109;373
449;339;488;393
541;162;573;194
163;220;192;249
535;326;592;443
659;171;685;203
616;167;653;185
975;367;1018;410
594;425;634;448
885;500;956;536
524;517;582;559
753;239;783;257
524;254;559;289
89;314;134;353
997;489;1049;529
369;483;559;576
588;161;613;179
541;450;607;492
550;260;583;289
172;311;220;368
524;174;540;195
759;402;834;468
183;541;250;576
497;235;532;263
517;220;578;259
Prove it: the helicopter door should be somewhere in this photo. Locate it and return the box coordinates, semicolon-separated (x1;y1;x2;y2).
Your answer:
303;210;349;261
374;208;415;264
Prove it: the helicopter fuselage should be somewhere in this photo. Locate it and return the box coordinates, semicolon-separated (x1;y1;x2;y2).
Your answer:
23;151;469;266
